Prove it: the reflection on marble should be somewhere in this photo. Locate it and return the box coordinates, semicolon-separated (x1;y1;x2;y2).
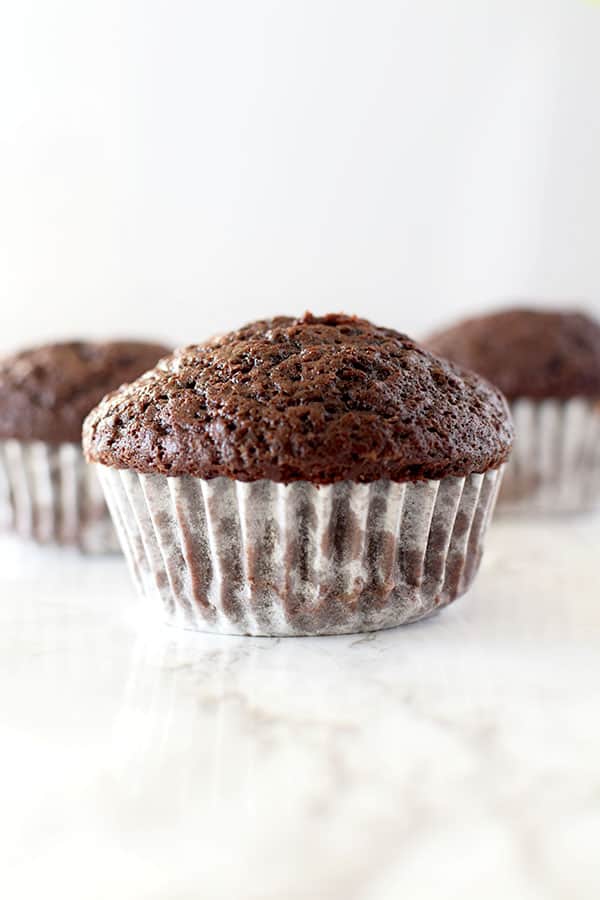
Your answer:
1;516;600;899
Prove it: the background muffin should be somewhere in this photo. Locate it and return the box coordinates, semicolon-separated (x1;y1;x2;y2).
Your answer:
427;308;600;513
84;313;513;635
0;340;169;551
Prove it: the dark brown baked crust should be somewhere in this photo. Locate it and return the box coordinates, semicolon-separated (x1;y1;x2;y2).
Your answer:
426;308;600;401
83;314;512;484
0;341;170;444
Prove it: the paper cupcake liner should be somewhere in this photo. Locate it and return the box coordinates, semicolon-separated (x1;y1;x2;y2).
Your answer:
498;398;600;514
97;465;504;636
0;440;119;553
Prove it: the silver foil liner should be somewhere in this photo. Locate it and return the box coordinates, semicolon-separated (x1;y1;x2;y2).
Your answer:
498;398;600;515
97;466;504;636
0;440;119;553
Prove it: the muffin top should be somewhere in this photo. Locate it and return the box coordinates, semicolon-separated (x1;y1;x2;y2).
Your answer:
83;313;512;484
0;340;170;444
426;308;600;401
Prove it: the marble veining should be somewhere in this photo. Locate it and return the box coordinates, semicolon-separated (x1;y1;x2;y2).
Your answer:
0;515;599;899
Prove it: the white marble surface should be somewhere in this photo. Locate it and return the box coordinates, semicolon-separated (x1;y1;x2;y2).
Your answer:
1;515;599;900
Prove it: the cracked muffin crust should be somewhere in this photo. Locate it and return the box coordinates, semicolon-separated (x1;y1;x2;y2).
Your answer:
84;313;513;483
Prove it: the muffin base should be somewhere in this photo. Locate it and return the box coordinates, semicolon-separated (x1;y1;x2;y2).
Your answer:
0;440;119;553
498;399;600;515
97;467;503;636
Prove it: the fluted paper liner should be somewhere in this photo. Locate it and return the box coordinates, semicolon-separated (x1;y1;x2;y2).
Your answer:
97;466;503;636
0;440;119;553
498;398;600;514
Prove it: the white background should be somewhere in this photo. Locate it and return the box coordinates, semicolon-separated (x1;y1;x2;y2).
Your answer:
1;0;600;353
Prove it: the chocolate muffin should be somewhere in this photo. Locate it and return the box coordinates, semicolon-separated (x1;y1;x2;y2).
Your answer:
0;340;169;550
427;308;600;513
84;313;513;634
